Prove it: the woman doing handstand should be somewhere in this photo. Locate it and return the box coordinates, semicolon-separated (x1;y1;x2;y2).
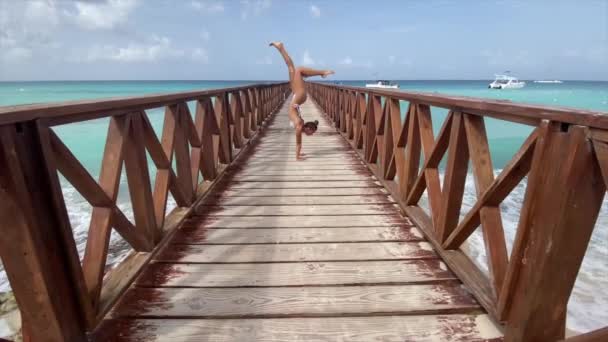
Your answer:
269;42;334;160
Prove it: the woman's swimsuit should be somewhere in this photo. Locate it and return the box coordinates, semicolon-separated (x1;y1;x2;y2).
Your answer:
289;97;303;128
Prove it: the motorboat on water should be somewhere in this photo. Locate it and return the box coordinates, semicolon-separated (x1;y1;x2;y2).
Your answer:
365;80;399;89
488;74;525;89
533;80;563;84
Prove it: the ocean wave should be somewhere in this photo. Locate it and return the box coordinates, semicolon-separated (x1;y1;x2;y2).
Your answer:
0;178;177;293
418;171;608;333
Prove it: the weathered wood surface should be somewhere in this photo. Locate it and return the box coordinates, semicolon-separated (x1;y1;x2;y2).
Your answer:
225;180;381;189
136;260;452;287
112;284;480;318
220;187;387;196
183;214;409;228
94;315;502;342
195;204;400;216
209;195;395;205
96;99;501;341
156;242;437;263
172;226;422;244
230;174;370;181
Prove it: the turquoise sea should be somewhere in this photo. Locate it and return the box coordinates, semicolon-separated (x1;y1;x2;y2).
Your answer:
0;80;607;333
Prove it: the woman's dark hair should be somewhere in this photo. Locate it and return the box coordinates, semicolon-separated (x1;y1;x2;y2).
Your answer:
303;120;318;131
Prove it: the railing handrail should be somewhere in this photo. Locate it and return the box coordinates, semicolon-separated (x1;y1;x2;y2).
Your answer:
0;82;287;125
313;82;608;129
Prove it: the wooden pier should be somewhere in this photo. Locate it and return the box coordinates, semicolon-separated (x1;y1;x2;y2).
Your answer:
0;82;606;341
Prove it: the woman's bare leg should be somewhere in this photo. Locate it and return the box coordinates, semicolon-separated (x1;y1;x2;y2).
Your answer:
297;66;335;78
269;42;295;83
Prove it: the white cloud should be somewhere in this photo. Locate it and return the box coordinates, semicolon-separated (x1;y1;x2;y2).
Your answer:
200;29;211;41
190;1;225;13
481;49;531;67
192;48;209;63
562;47;607;64
76;36;185;63
256;56;273;65
401;58;413;67
240;0;271;20
67;0;139;30
310;5;321;18
302;50;315;65
0;0;60;63
339;56;353;65
25;0;60;28
337;57;374;68
1;47;33;63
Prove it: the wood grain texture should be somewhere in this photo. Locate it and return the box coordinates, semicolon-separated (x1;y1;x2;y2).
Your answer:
137;259;452;287
220;187;387;197
94;315;502;342
436;112;469;243
156;242;436;263
463;114;507;297
195;204;400;216
504;125;605;341
172;226;423;244
242;159;365;165
211;195;394;205
183;214;410;228
234;168;370;175
0;124;89;340
231;174;370;181
225;180;381;189
112;284;480;318
233;164;367;171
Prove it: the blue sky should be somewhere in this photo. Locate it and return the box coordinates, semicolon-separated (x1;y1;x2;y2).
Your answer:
0;0;606;81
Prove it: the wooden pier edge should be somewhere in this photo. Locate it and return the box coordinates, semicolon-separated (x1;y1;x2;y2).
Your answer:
308;82;608;342
0;83;290;341
1;80;607;341
96;101;283;322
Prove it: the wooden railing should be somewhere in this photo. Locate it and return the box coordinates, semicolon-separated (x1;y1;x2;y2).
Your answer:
308;82;608;342
0;82;290;341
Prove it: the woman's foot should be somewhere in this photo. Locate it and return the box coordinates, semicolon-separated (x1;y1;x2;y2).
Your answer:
321;70;335;78
269;42;283;49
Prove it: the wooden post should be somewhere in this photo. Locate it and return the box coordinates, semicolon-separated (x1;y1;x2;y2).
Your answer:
504;125;604;341
436;112;469;242
124;113;158;244
0;123;88;341
215;93;233;164
401;103;422;199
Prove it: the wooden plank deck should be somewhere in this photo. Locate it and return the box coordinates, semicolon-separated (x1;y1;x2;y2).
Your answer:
94;99;503;341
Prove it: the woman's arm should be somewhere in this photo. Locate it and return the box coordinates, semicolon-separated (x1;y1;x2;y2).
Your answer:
295;124;304;160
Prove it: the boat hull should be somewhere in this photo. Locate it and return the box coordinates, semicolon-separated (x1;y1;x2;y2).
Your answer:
365;85;399;89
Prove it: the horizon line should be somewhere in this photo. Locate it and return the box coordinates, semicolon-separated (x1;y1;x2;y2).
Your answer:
1;79;607;82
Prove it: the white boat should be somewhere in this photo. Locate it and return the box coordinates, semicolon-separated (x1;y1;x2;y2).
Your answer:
488;74;525;89
366;80;399;89
534;80;563;84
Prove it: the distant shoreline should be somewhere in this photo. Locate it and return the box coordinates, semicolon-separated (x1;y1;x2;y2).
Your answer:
1;79;607;83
